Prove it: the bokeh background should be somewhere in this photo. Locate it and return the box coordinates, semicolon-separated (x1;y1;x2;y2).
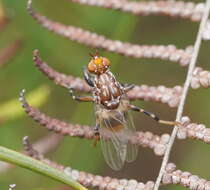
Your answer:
1;0;210;189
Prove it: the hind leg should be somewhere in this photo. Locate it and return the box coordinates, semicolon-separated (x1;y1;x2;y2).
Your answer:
129;104;180;126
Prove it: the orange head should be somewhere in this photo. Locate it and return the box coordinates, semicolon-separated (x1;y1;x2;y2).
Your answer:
88;55;111;75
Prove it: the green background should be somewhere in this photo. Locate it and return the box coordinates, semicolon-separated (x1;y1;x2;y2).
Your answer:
1;0;210;189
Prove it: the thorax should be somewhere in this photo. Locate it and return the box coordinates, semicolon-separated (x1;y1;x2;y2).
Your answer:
93;71;124;110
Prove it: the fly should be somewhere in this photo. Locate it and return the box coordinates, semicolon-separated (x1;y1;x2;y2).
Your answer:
69;52;180;170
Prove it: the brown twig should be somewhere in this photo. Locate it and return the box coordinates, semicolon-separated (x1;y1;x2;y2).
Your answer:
69;0;204;22
27;0;192;66
23;136;45;160
23;136;155;190
32;50;210;109
19;88;171;156
33;50;90;92
191;67;210;89
0;40;22;67
127;85;182;108
24;138;210;190
177;116;210;143
153;0;210;189
163;163;210;190
0;133;62;173
33;49;183;107
19;88;210;158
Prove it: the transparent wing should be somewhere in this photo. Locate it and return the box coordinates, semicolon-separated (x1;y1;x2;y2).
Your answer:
100;117;127;170
99;109;138;170
124;111;138;162
111;110;138;162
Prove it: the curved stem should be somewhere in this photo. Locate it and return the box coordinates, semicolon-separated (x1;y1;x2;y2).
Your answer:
0;146;88;190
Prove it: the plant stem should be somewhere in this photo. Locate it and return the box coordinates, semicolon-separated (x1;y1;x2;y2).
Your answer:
0;146;88;190
153;0;210;189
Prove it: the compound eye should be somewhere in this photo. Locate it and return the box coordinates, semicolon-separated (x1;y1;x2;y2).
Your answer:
88;56;111;74
102;57;110;68
87;60;98;73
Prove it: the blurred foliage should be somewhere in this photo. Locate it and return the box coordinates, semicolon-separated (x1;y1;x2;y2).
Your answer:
0;0;210;190
0;3;4;20
0;85;50;122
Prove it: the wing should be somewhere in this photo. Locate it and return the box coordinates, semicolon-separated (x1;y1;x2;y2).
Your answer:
124;111;138;162
99;116;127;171
99;109;138;170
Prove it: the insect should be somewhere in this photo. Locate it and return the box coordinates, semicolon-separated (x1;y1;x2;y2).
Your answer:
69;52;180;170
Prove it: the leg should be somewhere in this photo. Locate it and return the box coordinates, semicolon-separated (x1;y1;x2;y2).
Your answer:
129;104;180;126
83;67;94;87
123;83;135;92
93;122;100;147
69;88;94;102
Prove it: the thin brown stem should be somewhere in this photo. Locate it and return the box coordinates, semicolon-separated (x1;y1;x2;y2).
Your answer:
32;49;210;109
69;0;204;22
27;0;192;66
19;88;210;159
0;134;62;173
24;138;210;190
19;88;171;156
0;40;22;67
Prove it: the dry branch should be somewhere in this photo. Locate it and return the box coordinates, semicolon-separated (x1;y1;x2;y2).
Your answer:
0;134;62;173
33;50;90;92
27;0;192;66
32;50;210;110
177;116;210;143
23;137;210;190
163;163;210;190
22;136;154;190
19;88;210;158
19;89;171;156
33;49;183;107
191;67;210;89
69;0;204;22
0;146;87;190
154;0;210;189
0;40;22;67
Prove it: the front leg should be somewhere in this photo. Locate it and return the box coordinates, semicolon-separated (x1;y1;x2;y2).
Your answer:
83;67;94;87
69;88;94;102
128;104;181;126
123;83;135;92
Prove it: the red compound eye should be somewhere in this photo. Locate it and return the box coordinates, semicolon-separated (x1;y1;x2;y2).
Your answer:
88;56;110;75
